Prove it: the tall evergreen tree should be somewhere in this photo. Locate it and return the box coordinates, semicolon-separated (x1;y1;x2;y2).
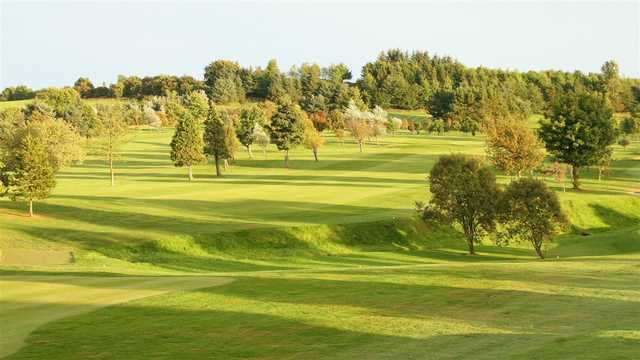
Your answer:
170;109;205;181
203;105;231;176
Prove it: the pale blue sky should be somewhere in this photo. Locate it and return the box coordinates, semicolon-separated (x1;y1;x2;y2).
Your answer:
1;1;638;88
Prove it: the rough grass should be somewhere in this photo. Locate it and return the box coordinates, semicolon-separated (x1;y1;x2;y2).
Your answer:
1;124;639;359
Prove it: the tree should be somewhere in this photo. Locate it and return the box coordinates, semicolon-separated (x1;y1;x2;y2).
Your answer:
19;113;85;171
6;133;56;216
183;90;209;123
428;119;446;135
237;104;266;159
418;154;500;255
388;117;403;135
143;106;162;130
35;87;82;118
619;114;639;138
618;137;630;150
266;99;305;167
328;109;346;145
1;85;35;101
203;106;231;176
204;60;244;104
303;118;325;161
170;110;205;181
222;110;239;167
344;100;373;152
600;60;622;111
253;124;270;158
498;178;568;259
65;102;100;138
74;77;95;98
95;105;129;186
538;92;617;189
370;105;389;144
484;117;544;177
550;161;568;192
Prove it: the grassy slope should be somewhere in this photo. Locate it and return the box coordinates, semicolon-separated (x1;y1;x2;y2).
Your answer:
1;124;639;359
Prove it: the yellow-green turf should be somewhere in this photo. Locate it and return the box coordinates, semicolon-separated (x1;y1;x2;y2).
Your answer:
0;120;638;359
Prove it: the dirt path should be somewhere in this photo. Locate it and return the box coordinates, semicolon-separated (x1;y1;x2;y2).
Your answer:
0;276;234;358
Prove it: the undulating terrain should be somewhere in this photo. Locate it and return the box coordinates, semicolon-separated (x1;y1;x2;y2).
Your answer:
1;117;639;359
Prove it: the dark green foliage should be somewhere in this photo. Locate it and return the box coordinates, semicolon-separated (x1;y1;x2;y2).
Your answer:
6;133;56;216
619;112;639;137
419;154;500;254
266;99;305;167
203;105;231;176
498;178;568;259
204;60;245;104
0;85;35;101
170;109;205;180
538;92;617;189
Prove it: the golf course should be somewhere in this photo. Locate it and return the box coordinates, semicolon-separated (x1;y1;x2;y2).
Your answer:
1;123;639;359
2;1;639;357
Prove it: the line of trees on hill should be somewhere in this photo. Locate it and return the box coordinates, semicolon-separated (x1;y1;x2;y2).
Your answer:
4;50;639;129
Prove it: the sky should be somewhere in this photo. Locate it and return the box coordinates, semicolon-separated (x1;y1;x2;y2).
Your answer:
1;1;639;89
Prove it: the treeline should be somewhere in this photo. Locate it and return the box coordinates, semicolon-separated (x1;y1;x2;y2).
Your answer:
5;49;638;121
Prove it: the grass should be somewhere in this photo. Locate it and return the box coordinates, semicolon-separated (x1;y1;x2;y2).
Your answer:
0;98;124;110
1;124;639;359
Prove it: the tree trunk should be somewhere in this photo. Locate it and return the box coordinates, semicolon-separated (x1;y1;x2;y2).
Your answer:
571;166;581;190
598;167;602;182
284;150;289;168
214;156;221;177
263;148;267;159
358;140;364;153
109;153;115;187
28;200;33;217
223;159;229;170
533;240;545;259
467;239;475;255
247;145;253;159
188;165;193;181
312;148;318;161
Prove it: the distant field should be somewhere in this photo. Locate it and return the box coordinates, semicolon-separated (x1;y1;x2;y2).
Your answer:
1;121;639;359
0;98;124;110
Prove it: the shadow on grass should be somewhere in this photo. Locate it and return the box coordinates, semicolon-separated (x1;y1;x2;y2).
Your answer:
7;277;640;359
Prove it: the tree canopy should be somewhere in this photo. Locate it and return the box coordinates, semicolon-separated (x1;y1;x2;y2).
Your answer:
538;92;617;189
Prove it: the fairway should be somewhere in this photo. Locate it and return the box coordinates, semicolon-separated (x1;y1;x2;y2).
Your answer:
1;128;639;358
0;276;233;358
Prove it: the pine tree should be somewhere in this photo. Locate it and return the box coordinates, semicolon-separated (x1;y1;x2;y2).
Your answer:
170;109;205;181
266;99;305;167
203;106;230;176
8;133;56;216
